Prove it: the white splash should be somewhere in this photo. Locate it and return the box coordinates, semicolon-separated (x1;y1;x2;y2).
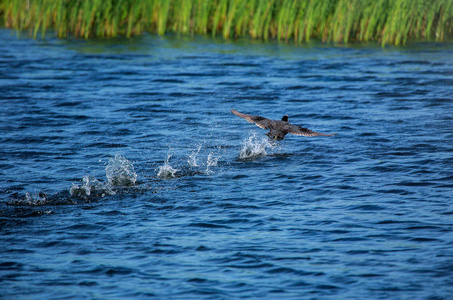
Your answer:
157;154;180;179
188;142;221;174
205;152;219;174
24;190;48;205
105;154;137;186
207;153;219;167
69;175;116;197
239;132;275;160
188;144;202;167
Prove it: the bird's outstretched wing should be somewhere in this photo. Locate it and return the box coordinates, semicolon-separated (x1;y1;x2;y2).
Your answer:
287;124;337;137
231;109;273;129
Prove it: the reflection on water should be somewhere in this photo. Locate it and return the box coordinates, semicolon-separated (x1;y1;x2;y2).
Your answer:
0;29;452;299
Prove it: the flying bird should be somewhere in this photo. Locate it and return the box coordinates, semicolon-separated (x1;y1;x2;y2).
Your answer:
231;109;337;141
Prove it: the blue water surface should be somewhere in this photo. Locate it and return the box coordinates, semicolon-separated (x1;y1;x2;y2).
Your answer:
1;29;453;299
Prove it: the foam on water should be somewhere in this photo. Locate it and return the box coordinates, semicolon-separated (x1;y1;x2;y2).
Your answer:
239;132;277;160
105;154;137;186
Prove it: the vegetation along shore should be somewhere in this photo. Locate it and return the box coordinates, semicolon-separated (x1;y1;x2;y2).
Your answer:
1;0;453;45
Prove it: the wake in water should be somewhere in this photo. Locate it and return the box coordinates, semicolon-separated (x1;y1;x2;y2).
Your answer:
238;131;278;160
8;146;221;205
7;133;274;206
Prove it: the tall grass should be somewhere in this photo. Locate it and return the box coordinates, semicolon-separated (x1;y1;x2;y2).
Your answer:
2;0;453;45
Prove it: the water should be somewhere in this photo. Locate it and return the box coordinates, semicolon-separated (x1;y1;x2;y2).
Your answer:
1;29;452;299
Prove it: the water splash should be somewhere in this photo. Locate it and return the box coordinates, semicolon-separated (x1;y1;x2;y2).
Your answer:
105;154;137;186
189;142;221;174
205;152;219;174
7;189;63;206
239;132;276;160
188;144;202;167
69;155;135;198
156;143;222;177
14;190;50;206
157;154;180;179
69;175;116;197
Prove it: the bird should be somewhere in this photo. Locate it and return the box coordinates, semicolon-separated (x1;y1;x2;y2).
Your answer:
231;109;337;141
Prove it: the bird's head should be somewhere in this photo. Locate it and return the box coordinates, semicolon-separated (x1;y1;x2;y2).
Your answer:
281;115;289;122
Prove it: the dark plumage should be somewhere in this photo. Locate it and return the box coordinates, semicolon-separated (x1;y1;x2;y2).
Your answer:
231;109;337;141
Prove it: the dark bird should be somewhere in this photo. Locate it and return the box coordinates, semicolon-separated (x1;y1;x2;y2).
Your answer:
231;109;337;141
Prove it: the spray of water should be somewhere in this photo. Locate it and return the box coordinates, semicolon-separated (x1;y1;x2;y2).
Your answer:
157;154;180;179
17;141;224;204
205;152;219;174
157;142;221;178
239;132;276;160
105;154;137;186
188;144;202;167
188;142;221;174
70;155;137;198
23;190;48;205
69;175;116;197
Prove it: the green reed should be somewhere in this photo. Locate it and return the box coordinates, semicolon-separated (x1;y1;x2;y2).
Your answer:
2;0;453;45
